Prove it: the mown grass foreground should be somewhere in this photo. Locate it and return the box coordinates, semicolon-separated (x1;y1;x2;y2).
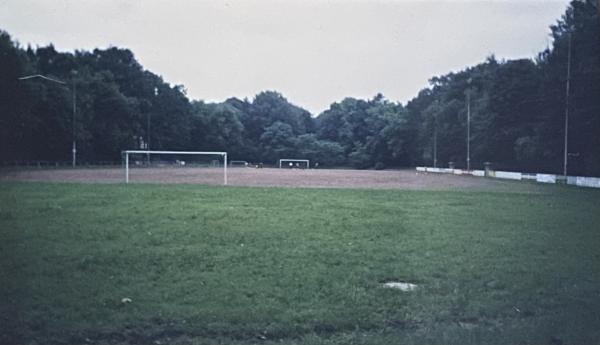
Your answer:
1;182;599;345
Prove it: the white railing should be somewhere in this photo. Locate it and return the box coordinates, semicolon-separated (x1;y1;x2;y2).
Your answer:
416;166;600;189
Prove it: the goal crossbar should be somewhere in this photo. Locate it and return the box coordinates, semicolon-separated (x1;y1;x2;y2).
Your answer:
123;150;227;185
125;150;226;156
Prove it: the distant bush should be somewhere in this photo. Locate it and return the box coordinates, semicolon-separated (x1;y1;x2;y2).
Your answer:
374;162;386;170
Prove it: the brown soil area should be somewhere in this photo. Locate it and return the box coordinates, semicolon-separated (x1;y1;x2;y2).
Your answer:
0;167;545;192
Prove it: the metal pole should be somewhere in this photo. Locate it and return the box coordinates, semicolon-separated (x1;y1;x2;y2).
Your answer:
432;100;438;168
72;80;77;167
563;31;572;177
433;125;437;168
223;153;228;185
18;75;72;165
149;87;156;166
125;152;129;184
467;91;471;171
147;113;150;165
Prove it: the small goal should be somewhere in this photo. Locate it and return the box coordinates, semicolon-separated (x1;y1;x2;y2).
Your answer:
229;160;249;167
279;159;310;169
123;150;228;185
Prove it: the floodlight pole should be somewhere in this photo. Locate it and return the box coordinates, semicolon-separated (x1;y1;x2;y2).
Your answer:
72;79;77;167
146;111;150;164
223;153;228;185
465;79;472;171
563;31;572;177
432;100;438;168
125;152;129;184
467;91;471;171
433;124;437;168
18;74;77;167
148;87;157;165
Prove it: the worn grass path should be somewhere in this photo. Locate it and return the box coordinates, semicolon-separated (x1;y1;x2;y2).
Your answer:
1;182;599;344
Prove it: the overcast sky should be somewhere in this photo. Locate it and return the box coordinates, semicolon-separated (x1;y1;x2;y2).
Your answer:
1;0;569;115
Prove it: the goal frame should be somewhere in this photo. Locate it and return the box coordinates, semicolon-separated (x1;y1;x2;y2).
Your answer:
229;160;249;167
123;150;228;185
278;159;310;169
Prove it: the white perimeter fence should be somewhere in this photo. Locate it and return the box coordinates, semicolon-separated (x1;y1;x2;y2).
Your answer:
416;167;600;189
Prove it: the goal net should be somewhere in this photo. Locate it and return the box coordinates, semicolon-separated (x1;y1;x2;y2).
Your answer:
229;160;249;167
279;159;310;169
123;150;228;185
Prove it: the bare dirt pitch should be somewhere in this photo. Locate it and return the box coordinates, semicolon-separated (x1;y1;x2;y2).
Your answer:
0;167;546;192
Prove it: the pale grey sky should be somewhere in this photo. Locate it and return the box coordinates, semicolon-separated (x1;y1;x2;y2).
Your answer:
1;0;569;115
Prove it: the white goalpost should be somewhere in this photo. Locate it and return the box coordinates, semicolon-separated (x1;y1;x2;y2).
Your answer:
229;160;249;167
123;150;228;185
279;159;310;169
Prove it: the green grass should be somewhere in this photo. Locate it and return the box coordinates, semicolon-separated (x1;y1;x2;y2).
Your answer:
1;182;599;345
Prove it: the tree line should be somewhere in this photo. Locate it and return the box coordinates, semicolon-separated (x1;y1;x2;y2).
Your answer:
1;0;598;175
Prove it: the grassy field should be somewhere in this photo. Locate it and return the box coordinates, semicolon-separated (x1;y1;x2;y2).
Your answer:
1;182;599;345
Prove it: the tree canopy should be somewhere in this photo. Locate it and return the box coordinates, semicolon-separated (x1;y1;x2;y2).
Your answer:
1;0;598;175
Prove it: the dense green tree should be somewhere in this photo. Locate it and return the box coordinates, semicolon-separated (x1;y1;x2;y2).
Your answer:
538;0;600;175
317;95;414;168
190;101;245;156
294;134;345;167
259;121;297;162
404;0;598;176
0;0;597;174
